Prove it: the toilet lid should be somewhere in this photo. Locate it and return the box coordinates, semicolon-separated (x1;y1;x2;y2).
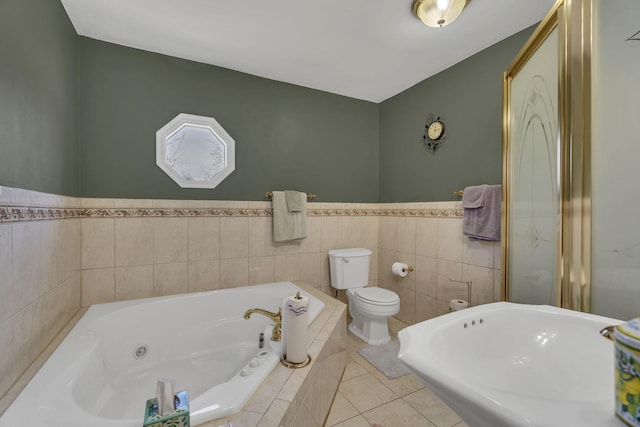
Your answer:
354;287;399;305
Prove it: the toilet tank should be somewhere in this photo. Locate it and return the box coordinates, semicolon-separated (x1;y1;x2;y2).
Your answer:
328;248;372;289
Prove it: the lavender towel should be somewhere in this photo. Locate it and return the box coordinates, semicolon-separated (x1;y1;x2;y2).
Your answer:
462;185;502;242
462;184;486;209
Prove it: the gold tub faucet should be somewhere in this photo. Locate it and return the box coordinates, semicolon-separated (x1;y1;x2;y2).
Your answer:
243;307;282;341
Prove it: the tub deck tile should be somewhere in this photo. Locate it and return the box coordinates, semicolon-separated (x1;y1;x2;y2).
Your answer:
195;417;230;427
227;410;262;427
242;364;293;414
277;366;310;402
257;398;290;427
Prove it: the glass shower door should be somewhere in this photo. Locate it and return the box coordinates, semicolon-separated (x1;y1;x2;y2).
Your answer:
504;22;561;305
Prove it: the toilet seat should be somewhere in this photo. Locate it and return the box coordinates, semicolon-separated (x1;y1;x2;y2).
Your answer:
353;287;400;306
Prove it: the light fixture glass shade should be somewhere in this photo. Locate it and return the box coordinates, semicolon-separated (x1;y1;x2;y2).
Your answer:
413;0;467;28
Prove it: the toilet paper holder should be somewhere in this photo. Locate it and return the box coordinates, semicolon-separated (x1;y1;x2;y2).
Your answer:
449;278;472;308
392;262;414;278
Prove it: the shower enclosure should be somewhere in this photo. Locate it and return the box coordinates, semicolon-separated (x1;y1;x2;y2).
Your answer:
503;0;640;319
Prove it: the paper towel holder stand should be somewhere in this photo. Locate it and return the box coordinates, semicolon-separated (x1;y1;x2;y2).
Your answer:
281;291;312;368
281;354;312;369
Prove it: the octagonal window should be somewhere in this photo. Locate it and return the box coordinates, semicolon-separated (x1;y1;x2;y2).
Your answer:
156;113;235;188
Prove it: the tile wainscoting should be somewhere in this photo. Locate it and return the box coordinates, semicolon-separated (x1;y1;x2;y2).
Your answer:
0;187;81;401
0;185;500;411
378;214;501;325
76;198;382;306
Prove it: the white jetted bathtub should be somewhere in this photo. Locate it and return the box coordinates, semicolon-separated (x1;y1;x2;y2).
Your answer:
0;281;324;427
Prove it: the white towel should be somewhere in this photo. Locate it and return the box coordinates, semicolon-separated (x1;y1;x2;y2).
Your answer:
285;191;306;212
272;191;307;242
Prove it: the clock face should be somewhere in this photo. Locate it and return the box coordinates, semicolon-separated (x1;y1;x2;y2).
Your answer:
427;121;444;141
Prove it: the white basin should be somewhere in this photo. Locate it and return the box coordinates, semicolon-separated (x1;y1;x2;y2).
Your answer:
397;302;628;427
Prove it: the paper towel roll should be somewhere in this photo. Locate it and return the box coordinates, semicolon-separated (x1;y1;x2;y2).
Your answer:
449;299;469;312
284;292;309;364
392;262;409;278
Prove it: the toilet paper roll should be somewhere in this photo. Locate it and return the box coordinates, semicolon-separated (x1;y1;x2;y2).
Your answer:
283;292;309;364
392;262;409;278
449;299;469;312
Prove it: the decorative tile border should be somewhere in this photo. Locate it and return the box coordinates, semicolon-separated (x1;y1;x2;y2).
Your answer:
83;208;274;218
0;207;84;223
372;209;461;217
0;206;463;223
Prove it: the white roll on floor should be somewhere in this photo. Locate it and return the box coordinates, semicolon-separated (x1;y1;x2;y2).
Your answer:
449;299;469;312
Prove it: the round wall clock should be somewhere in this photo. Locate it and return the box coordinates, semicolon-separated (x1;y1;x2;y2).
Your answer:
422;113;446;152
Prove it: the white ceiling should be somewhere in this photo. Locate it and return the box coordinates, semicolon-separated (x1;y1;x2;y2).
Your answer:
60;0;555;103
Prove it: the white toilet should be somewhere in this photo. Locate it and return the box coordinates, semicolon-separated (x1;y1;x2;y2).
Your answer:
329;248;400;345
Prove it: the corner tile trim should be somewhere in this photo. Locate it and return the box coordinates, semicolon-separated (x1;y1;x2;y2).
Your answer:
0;206;463;223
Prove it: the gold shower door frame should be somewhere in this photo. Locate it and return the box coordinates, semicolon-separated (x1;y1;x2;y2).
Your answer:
502;0;592;311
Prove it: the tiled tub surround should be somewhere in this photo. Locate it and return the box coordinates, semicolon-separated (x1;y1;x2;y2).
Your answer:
0;188;82;405
0;281;347;427
207;282;348;427
0;281;345;427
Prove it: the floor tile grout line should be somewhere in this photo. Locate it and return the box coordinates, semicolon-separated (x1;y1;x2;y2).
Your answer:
339;373;402;417
325;391;358;427
327;413;364;427
358;396;435;426
333;325;462;427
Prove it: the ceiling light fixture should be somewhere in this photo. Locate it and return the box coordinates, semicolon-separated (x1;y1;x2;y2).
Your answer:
413;0;467;28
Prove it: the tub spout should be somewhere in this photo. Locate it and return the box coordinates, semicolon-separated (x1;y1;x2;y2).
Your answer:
244;307;282;341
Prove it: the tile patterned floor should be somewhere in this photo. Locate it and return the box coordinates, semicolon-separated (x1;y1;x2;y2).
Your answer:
325;318;469;427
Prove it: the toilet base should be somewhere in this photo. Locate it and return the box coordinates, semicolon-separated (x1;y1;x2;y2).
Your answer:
348;317;391;346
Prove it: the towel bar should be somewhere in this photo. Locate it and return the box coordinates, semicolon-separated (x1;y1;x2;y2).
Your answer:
265;192;316;200
453;190;464;197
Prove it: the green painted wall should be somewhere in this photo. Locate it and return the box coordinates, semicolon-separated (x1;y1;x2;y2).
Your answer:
0;4;534;204
78;38;379;202
0;0;78;195
378;26;535;202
